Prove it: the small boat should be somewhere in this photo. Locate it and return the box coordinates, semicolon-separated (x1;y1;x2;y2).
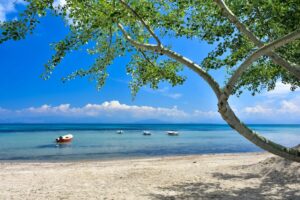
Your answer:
167;131;179;136
56;134;73;143
143;131;151;136
116;130;124;134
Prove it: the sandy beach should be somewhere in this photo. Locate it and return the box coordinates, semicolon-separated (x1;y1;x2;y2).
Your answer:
0;153;299;200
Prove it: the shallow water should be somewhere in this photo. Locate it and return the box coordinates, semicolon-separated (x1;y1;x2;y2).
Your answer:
0;124;299;161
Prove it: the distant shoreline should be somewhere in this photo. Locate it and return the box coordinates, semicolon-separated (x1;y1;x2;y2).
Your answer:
1;123;300;125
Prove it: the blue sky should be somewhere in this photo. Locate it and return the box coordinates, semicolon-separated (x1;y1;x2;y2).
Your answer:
0;0;299;123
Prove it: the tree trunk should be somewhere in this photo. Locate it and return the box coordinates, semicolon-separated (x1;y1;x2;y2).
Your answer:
117;20;300;162
218;96;300;162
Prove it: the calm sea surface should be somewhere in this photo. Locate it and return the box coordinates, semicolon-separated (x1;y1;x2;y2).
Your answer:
0;124;299;161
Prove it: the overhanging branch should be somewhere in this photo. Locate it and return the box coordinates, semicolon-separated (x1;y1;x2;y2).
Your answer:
214;0;300;79
117;23;221;97
119;0;161;46
225;29;300;96
117;23;159;52
161;48;221;97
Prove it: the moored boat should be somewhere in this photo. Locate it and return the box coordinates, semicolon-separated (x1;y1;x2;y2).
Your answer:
167;131;179;136
56;134;73;143
143;131;151;136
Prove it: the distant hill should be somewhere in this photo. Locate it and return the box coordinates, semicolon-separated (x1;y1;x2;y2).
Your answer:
134;119;168;124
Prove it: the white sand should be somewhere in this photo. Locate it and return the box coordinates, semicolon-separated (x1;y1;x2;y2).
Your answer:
0;153;299;200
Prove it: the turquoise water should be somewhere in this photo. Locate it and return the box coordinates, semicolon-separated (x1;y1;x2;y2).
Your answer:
0;124;299;161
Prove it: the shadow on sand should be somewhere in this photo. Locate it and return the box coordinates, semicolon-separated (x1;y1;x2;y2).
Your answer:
149;158;300;200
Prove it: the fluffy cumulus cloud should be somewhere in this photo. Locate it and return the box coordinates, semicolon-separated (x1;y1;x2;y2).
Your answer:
24;101;187;118
1;81;299;123
238;98;300;124
264;82;298;97
235;82;300;123
0;101;222;123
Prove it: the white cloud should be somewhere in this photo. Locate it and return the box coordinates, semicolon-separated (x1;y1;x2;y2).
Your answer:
25;101;188;119
231;81;300;123
280;98;300;113
4;95;300;123
0;0;25;21
0;101;223;123
264;82;298;97
244;105;272;114
0;0;67;22
237;95;300;123
242;82;300;116
53;0;66;8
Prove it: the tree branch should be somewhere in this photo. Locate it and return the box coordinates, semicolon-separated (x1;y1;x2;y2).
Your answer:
138;49;157;69
119;0;161;46
214;0;300;79
117;23;222;97
117;23;159;51
225;29;300;97
218;99;300;162
161;48;221;97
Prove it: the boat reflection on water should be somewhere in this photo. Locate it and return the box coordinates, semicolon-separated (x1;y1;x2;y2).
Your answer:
55;143;72;148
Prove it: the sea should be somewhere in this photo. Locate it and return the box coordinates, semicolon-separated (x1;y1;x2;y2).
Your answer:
0;124;299;161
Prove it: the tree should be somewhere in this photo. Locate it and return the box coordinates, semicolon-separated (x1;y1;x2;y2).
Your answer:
1;0;300;161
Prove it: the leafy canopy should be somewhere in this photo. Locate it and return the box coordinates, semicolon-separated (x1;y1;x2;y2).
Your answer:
1;0;299;96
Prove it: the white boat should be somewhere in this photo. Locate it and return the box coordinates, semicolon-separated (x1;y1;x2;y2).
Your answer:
116;130;124;134
167;131;179;136
55;134;73;143
143;131;151;136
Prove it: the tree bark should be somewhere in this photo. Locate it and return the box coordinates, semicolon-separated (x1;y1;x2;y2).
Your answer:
218;95;300;162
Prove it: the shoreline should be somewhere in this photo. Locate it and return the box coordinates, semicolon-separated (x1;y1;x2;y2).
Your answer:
0;151;267;164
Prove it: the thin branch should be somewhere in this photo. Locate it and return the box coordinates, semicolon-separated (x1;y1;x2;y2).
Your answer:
138;50;157;69
119;0;161;45
117;23;159;51
225;29;300;96
214;0;300;79
104;25;113;58
117;23;222;97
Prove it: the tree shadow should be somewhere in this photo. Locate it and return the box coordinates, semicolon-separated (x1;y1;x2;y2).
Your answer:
149;159;300;200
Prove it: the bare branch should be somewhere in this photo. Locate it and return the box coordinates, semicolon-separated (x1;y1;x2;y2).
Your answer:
119;0;161;46
225;29;300;96
214;0;300;79
117;23;221;97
